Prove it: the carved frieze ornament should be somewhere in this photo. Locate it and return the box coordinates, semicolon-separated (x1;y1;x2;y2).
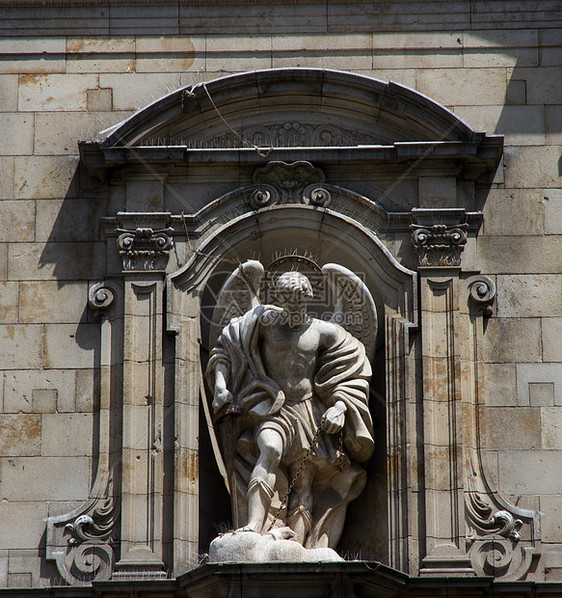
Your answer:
117;226;173;271
245;161;331;208
181;121;380;150
410;223;468;267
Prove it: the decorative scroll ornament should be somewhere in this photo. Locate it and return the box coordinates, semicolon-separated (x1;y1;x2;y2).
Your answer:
117;227;173;271
243;162;332;209
410;223;468;266
88;282;116;312
466;487;538;580
46;483;119;585
467;275;496;316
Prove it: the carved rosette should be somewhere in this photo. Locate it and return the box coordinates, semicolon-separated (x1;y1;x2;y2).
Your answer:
46;485;119;585
117;227;173;272
411;223;468;267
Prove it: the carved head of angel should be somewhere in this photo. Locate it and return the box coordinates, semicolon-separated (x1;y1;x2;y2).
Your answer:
274;271;314;313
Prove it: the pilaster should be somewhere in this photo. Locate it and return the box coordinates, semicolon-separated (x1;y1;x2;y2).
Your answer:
113;213;173;579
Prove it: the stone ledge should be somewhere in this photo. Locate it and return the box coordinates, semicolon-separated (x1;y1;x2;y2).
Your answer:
3;563;562;597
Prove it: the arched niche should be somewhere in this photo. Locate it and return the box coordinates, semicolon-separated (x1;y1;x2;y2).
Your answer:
167;200;417;566
57;68;520;586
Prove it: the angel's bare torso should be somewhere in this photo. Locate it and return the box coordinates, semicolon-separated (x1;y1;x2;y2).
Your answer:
259;310;340;402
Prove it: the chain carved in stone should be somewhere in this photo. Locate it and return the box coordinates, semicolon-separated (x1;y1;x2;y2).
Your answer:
410;223;468;267
117;226;173;271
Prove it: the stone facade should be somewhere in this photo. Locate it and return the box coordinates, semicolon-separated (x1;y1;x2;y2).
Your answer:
0;1;561;593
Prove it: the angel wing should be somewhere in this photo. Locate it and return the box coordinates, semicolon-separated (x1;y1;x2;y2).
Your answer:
209;260;265;350
322;263;378;361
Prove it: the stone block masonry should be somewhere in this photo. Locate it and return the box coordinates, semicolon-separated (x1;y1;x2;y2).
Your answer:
0;4;561;587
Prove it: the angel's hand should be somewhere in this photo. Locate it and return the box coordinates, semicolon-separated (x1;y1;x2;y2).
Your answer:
213;388;234;413
322;400;347;434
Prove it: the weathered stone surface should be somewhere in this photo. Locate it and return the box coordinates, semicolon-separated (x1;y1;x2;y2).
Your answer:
8;241;105;281
18;73;98;112
0;74;18;111
417;68;506;105
418;176;457;207
542;407;562;450
544;188;562;235
477;236;562;274
34;111;128;155
499;451;562;495
0;38;65;74
0;114;34;156
482;318;542;363
44;323;98;369
542;317;562;363
0;244;7;282
0;200;35;242
136;35;203;72
516;363;562;406
541;495;562;542
75;368;94;412
514;66;562;105
0;414;41;456
19;281;88;323
461;105;546;146
482;189;544;236
0;156;14;200
32;388;57;414
496;274;562;318
273;34;371;70
3;369;74;414
66;36;135;73
484;406;541;450
545;105;562;145
0;502;49;549
0;325;43;369
481;363;517;407
529;383;556;407
0;456;90;501
13;155;78;199
87;87;113;112
99;72;182;111
0;281;18;323
41;413;93;456
504;146;562;188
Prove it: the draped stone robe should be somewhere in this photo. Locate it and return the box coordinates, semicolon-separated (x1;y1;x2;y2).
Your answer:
207;305;374;549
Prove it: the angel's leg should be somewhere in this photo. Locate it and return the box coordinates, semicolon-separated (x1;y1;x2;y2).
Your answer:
244;428;283;533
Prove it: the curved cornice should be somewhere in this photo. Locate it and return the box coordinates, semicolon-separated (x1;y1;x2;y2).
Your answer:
80;69;502;181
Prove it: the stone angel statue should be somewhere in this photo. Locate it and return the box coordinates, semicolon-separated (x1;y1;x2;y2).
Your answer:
206;259;377;560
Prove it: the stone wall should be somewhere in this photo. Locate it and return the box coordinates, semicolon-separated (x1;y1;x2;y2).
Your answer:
0;2;561;588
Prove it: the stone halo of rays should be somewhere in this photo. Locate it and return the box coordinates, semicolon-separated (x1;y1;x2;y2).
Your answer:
266;250;324;303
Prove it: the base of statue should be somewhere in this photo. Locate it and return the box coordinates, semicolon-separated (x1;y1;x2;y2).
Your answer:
208;528;343;563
